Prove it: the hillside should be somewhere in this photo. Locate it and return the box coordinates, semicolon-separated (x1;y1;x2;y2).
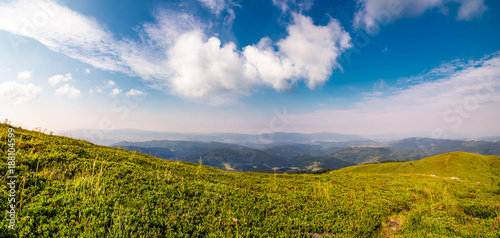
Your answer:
288;154;356;171
389;138;500;157
113;140;235;157
261;144;323;159
175;146;289;171
327;147;393;164
336;152;500;185
1;124;499;237
116;146;176;159
114;142;353;172
112;137;500;168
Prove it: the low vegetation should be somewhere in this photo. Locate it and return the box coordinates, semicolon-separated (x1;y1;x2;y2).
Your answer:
1;123;499;237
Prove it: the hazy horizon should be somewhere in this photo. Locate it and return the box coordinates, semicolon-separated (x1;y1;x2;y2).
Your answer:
1;0;499;139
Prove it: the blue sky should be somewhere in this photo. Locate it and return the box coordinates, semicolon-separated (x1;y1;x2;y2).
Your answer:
0;0;499;138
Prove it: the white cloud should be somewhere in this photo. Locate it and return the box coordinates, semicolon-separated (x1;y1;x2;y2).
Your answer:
110;88;122;96
197;0;238;25
224;8;236;25
243;37;297;90
243;14;351;90
0;0;128;72
55;84;81;98
95;80;116;93
140;10;201;51
354;0;488;31
0;0;351;105
272;0;313;13
125;89;145;96
457;0;488;20
17;70;32;81
289;54;500;136
0;81;42;104
165;14;351;104
165;30;257;103
48;73;72;85
276;14;351;89
198;0;226;15
106;80;116;87
85;68;90;74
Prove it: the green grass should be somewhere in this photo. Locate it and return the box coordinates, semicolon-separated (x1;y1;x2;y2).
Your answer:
338;152;500;185
1;123;499;237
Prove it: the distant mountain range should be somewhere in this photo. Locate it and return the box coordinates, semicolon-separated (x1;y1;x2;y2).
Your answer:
111;136;500;172
114;140;234;156
70;129;373;146
479;136;500;142
388;138;500;156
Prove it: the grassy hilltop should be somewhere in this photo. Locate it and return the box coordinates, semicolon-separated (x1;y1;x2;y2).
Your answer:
1;123;499;237
339;152;500;185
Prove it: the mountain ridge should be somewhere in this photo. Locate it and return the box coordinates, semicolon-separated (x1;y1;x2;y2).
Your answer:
71;129;372;146
112;137;500;170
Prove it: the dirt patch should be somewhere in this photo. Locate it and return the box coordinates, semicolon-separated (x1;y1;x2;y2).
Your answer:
387;218;401;226
308;232;331;238
381;217;403;237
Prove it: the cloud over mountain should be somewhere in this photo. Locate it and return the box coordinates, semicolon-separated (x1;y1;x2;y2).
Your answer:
0;0;351;105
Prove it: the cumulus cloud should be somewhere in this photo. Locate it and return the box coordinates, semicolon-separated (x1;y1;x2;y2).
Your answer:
354;0;488;31
85;68;90;73
55;84;81;98
0;81;43;103
110;88;122;96
166;30;257;102
0;0;351;105
48;73;72;85
165;14;351;104
125;89;145;96
289;54;500;136
277;14;351;88
17;70;32;81
244;14;351;90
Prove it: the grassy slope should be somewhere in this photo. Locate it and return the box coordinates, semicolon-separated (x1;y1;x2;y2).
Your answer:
1;124;499;237
337;152;500;185
288;154;355;171
327;147;393;164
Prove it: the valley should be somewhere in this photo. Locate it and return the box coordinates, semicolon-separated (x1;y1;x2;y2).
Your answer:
111;136;500;173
